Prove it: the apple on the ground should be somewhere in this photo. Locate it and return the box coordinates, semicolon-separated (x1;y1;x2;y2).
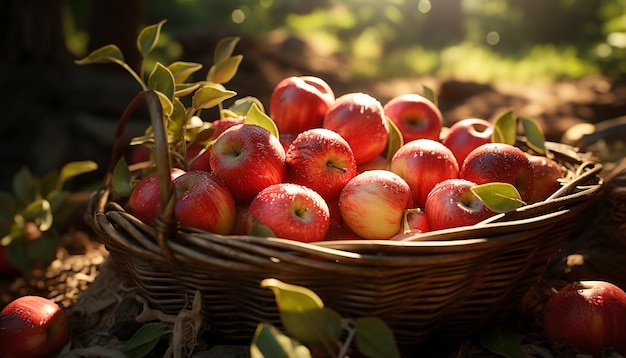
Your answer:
459;142;535;203
528;155;563;203
127;168;186;225
210;123;286;205
383;93;443;143
338;170;413;240
543;280;626;357
269;76;335;135
285;128;357;201
424;178;495;231
442;117;494;166
390;138;459;208
0;295;71;358
172;170;236;234
323;92;389;165
246;183;330;243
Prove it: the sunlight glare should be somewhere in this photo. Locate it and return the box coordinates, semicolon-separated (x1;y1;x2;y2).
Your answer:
232;8;246;24
486;31;500;46
418;0;432;14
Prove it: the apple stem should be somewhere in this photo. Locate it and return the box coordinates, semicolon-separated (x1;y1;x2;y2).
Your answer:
327;162;347;173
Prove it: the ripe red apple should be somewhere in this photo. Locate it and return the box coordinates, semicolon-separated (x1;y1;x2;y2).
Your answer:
172;170;236;234
285;128;357;201
397;208;430;235
544;281;626;357
442;118;494;165
230;205;249;235
424;178;495;231
269;76;335;134
279;132;298;153
323;92;389;165
0;295;70;358
528;155;563;203
127;168;186;225
459;143;535;203
383;93;443;142
187;117;244;172
246;183;330;243
210;123;286;204
339;170;413;240
390;138;459;208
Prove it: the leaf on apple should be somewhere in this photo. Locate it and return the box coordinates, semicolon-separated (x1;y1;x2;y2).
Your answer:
355;317;402;358
228;96;266;117
422;84;438;108
123;322;171;358
112;157;133;198
191;84;237;111
245;103;280;140
492;109;517;145
384;116;404;163
520;117;546;155
167;61;203;84
136;19;167;59
471;182;525;213
478;325;524;358
250;322;312;358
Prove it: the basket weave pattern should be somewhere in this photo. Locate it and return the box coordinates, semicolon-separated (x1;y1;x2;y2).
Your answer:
89;91;603;346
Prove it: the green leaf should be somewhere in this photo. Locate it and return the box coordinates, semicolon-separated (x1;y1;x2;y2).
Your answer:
422;85;438;108
22;199;53;232
166;98;188;138
5;239;34;277
261;278;340;352
479;325;524;358
250;322;312;358
520;117;546;154
245;103;279;139
112;157;133;198
45;190;70;214
148;63;175;102
137;20;166;58
191;84;237;110
228;96;265;117
355;317;401;358
74;44;125;65
12;167;38;206
471;182;526;213
123;322;170;358
174;82;201;97
208;55;243;84
57;161;99;191
492;109;517;145
154;91;174;117
25;231;61;262
213;37;241;66
384;116;404;163
248;218;277;238
0;192;19;223
168;61;203;84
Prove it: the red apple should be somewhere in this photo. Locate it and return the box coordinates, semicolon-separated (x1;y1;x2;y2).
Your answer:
397;208;430;235
459;143;535;203
210;123;286;204
230;205;249;235
187;117;244;172
323;92;389;165
128;144;152;165
172;170;236;234
424;178;495;231
285;128;357;201
383;93;443;142
0;295;70;358
127;168;186;225
528;155;563;203
279;132;298;153
442;118;494;165
357;155;389;173
544;280;626;357
269;76;335;134
390;138;459;208
339;170;413;240
246;183;330;243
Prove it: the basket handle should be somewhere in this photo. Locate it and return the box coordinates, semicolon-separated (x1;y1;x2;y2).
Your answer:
104;90;178;262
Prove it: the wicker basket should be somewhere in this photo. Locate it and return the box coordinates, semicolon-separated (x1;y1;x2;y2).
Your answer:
89;91;603;347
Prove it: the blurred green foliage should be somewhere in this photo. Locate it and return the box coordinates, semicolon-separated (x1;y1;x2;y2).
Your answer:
64;0;626;83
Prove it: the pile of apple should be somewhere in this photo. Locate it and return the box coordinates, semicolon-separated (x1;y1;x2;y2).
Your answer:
127;75;564;243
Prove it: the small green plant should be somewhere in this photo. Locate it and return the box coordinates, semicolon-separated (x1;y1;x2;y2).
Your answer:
0;161;98;276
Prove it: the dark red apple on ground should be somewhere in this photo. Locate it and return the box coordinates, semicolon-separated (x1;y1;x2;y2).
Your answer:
339;170;413;239
442;117;494;165
172;170;236;234
0;295;70;358
424;178;495;231
543;280;626;357
269;76;335;134
127;168;186;225
210;123;286;204
285;128;357;201
323;92;389;165
459;142;535;203
384;93;443;142
390;139;459;208
528;155;563;203
246;183;330;243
